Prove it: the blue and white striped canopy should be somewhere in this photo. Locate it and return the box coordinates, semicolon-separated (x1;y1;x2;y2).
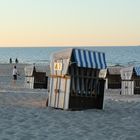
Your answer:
73;49;107;69
134;67;140;76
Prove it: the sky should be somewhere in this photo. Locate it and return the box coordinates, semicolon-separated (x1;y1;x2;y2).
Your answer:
0;0;140;47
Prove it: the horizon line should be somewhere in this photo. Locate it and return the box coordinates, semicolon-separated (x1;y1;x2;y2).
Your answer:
0;45;139;48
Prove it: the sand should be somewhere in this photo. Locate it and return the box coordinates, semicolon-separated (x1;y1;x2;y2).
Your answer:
0;63;140;140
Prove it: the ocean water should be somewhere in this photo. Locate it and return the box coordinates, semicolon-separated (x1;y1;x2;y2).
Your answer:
0;46;140;66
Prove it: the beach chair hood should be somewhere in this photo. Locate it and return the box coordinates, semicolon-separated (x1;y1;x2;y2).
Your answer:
51;48;107;75
120;66;140;80
134;67;140;76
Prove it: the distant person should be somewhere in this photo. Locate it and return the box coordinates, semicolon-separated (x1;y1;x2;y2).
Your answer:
12;65;18;85
9;58;12;64
15;58;18;63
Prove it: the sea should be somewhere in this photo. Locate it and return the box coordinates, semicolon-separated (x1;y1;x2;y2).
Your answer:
0;46;140;66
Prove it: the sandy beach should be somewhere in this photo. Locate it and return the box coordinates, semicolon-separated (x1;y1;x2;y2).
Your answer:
0;63;140;140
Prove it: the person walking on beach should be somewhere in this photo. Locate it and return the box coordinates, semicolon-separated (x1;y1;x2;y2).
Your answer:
12;65;18;85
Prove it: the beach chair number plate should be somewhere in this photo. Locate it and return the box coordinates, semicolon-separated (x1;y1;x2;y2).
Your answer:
54;62;62;71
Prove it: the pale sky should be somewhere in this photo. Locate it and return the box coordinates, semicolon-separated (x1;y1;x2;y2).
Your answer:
0;0;140;47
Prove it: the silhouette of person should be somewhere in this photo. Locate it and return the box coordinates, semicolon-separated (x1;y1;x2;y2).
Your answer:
9;58;12;64
15;58;18;63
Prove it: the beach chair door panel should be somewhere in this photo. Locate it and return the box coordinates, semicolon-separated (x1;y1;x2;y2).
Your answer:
122;81;134;95
128;81;134;95
25;77;34;89
125;81;134;95
56;78;70;109
49;77;57;107
122;81;127;95
49;77;70;109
